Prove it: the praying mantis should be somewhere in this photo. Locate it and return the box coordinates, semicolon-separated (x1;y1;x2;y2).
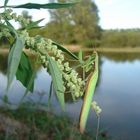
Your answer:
79;51;99;133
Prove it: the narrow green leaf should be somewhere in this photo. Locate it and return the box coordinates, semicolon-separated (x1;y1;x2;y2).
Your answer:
78;49;83;63
4;0;9;8
52;42;78;60
7;37;24;91
16;52;34;92
4;19;18;37
25;18;44;30
48;57;65;110
13;1;80;9
79;52;99;133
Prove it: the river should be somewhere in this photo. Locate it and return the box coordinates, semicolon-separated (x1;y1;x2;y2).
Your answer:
0;52;140;140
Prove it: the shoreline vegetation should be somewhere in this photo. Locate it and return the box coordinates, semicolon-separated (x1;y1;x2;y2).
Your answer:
65;45;140;53
0;106;91;140
0;105;108;140
0;46;140;54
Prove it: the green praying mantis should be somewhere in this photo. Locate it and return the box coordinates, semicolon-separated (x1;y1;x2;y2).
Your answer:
79;51;99;133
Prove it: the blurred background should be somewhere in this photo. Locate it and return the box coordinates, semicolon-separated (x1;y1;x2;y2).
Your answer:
0;1;140;140
1;0;140;49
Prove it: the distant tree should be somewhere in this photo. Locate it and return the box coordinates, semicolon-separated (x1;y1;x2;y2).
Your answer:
41;0;101;46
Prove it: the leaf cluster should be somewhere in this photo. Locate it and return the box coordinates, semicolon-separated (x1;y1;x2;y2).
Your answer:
0;0;80;108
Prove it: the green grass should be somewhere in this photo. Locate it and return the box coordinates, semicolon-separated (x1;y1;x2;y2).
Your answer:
0;103;109;140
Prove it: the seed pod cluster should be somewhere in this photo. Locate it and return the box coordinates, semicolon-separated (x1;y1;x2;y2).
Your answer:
0;9;85;99
91;101;102;116
20;30;85;99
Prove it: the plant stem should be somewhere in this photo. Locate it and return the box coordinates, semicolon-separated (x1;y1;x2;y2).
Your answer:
96;116;100;140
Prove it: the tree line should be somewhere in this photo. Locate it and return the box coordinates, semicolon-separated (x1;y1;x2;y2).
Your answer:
29;0;101;47
29;0;140;48
101;29;140;48
1;0;140;48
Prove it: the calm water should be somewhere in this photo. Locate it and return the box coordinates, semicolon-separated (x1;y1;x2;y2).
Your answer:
0;52;140;140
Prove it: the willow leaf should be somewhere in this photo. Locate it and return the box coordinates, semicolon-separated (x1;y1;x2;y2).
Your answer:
4;19;18;36
16;52;34;92
4;0;9;8
7;38;24;91
13;1;80;9
48;57;65;110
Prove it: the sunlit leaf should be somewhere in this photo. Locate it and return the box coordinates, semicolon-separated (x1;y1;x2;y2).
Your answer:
79;52;99;133
16;52;34;92
48;57;65;110
7;37;24;91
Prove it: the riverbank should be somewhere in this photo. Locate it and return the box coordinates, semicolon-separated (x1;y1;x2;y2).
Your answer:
0;48;9;54
1;47;140;55
65;45;140;53
0;106;89;140
0;105;108;140
96;47;140;53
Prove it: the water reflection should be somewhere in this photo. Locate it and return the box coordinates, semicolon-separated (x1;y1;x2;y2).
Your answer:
0;52;140;140
100;52;140;62
92;57;140;140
